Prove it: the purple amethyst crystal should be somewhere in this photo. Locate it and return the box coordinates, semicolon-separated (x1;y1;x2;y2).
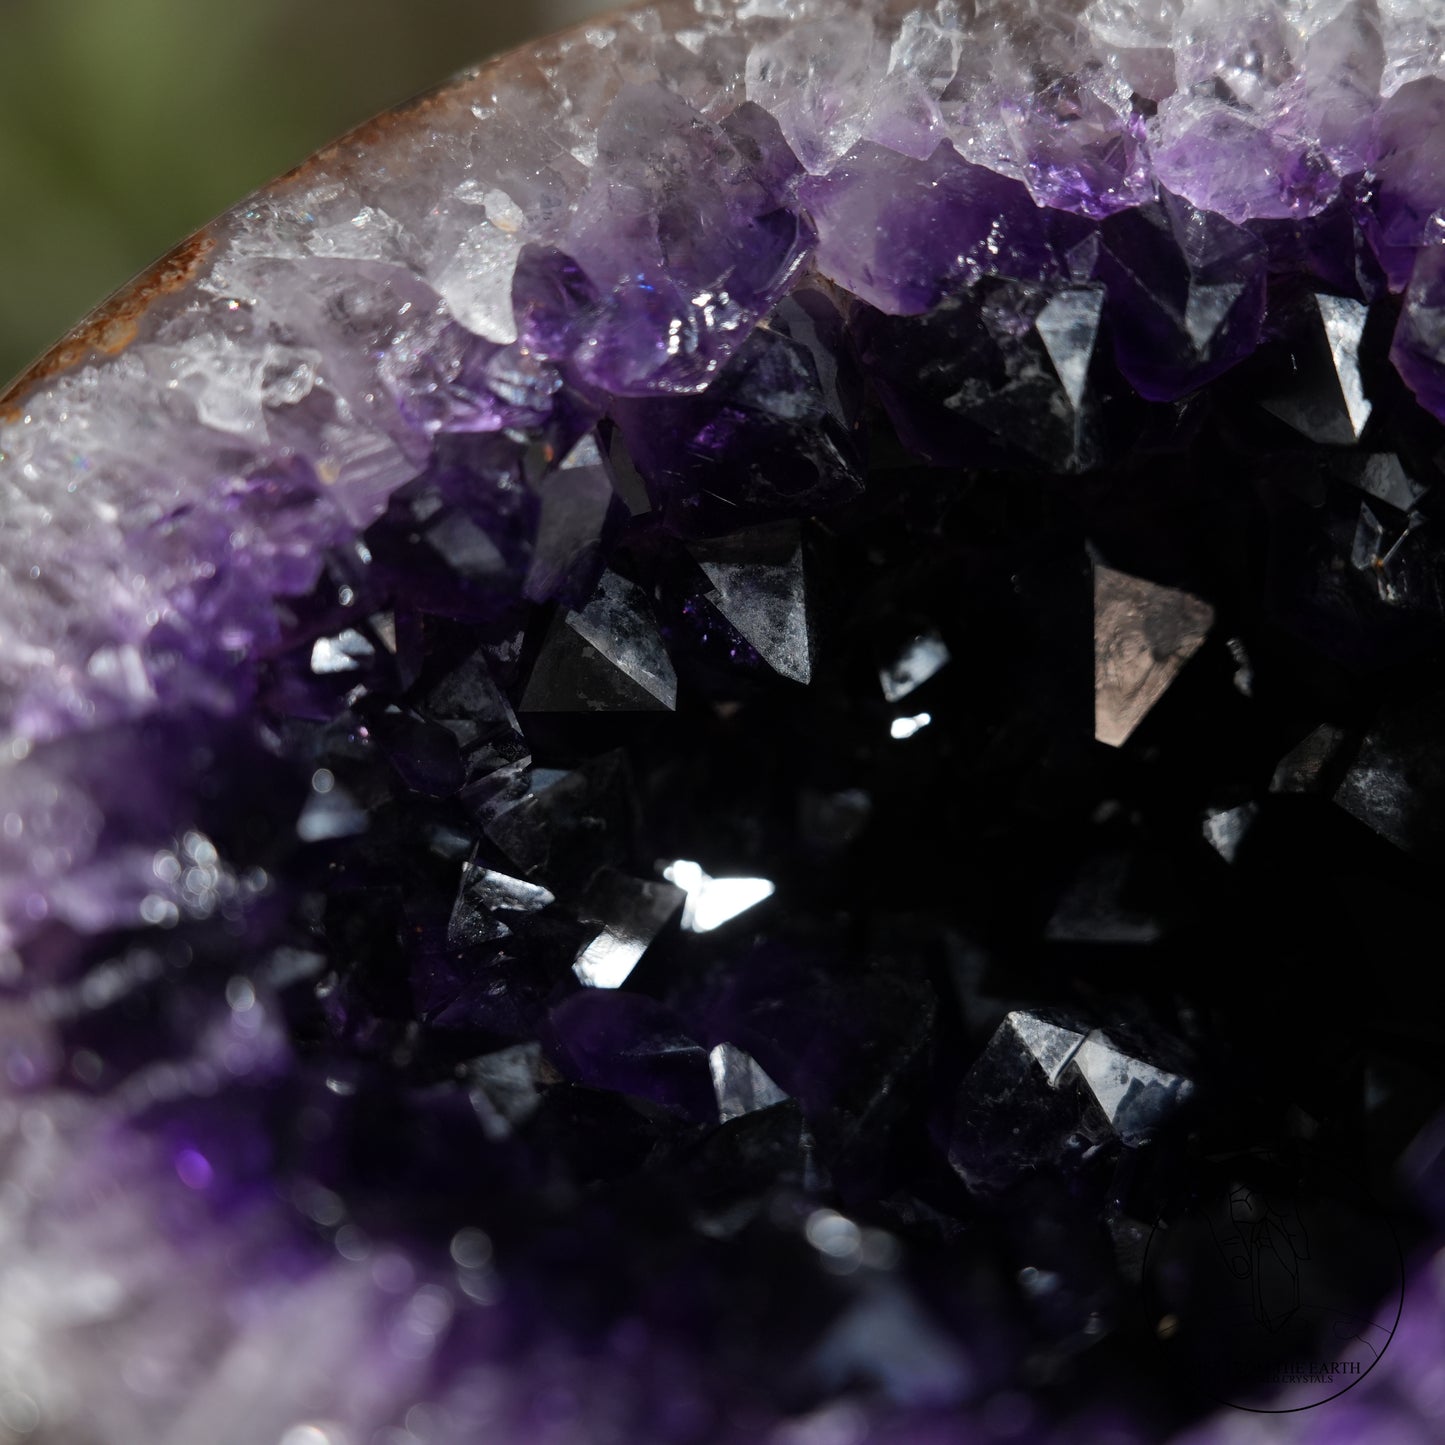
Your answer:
4;1;1445;1442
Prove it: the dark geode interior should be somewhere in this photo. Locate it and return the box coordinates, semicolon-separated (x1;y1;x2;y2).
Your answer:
42;254;1445;1429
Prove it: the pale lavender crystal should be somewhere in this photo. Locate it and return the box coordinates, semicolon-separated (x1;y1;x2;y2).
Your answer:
1367;75;1445;288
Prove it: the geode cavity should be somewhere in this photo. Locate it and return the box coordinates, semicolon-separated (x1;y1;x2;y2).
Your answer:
2;1;1445;1442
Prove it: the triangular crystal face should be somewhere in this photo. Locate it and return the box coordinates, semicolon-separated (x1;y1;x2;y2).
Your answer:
1035;286;1105;411
458;863;555;915
1317;294;1373;441
566;571;677;708
693;524;811;684
465;1042;555;1141
1201;803;1258;864
449;855;554;948
1333;691;1445;855
484;749;636;887
1071;1030;1193;1145
523;433;622;605
521;617;668;712
1046;851;1162;944
1005;1010;1086;1085
1351;453;1428;512
1262;293;1374;445
521;571;677;712
1270;724;1347;795
571;871;685;988
708;1042;790;1122
446;894;512;950
1093;563;1214;747
1183;280;1244;352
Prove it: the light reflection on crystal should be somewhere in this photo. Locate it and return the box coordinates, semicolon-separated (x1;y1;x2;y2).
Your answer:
662;859;775;933
279;1423;351;1445
572;927;648;989
1007;1010;1086;1086
296;786;368;842
879;630;949;702
571;873;684;988
1035;287;1104;412
708;1041;789;1121
889;711;931;739
694;525;812;685
310;629;375;675
1202;803;1258;864
1318;300;1372;438
1071;1030;1193;1145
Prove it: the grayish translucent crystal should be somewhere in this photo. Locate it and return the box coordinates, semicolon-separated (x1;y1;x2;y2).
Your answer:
1183;282;1244;353
1071;1030;1193;1145
1317;294;1373;440
522;571;678;712
694;524;811;685
1271;723;1348;794
708;1042;790;1122
466;1042;555;1141
1352;452;1431;512
566;571;679;710
458;862;556;915
1202;802;1258;864
1093;562;1214;748
879;629;950;702
1006;1010;1087;1087
295;786;369;843
572;872;685;988
1035;286;1105;412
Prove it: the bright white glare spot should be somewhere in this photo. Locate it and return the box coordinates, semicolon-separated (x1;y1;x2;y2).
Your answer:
806;1209;863;1262
310;630;373;675
889;712;932;740
280;1426;350;1445
662;859;774;933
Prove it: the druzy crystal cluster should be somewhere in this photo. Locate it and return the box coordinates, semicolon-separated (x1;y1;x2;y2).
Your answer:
4;0;1445;1440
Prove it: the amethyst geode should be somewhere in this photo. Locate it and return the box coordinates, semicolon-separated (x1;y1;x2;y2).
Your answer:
4;0;1445;1440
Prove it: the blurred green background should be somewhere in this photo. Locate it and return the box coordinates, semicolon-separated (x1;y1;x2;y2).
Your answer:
0;0;606;385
